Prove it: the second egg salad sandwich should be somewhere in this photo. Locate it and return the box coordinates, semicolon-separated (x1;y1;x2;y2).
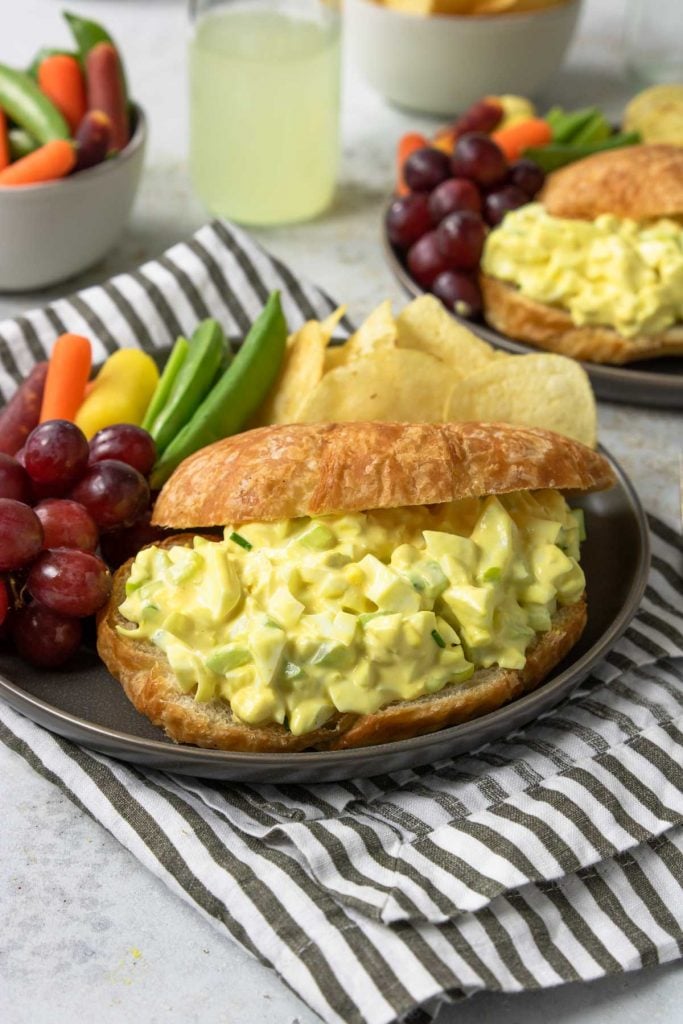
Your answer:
98;421;615;752
481;144;683;364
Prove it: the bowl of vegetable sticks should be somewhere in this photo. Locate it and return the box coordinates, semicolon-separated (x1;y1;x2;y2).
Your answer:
0;10;146;292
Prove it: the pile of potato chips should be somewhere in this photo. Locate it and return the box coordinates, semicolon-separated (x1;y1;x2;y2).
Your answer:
378;0;569;17
255;296;597;448
623;84;683;147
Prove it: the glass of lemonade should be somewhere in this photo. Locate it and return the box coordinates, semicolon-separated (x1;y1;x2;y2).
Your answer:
189;0;341;226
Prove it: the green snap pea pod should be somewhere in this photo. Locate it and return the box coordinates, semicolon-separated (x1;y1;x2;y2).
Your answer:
570;111;611;146
63;10;129;100
544;106;565;133
149;319;228;454
141;336;189;432
524;131;641;173
151;292;287;489
549;107;601;144
8;127;40;161
0;65;69;143
28;47;77;78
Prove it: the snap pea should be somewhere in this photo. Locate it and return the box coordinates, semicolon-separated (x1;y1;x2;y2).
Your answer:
8;127;39;161
0;65;69;143
524;131;641;173
63;10;128;100
570;112;610;146
151;292;287;489
141;336;189;432
548;107;601;144
150;319;228;455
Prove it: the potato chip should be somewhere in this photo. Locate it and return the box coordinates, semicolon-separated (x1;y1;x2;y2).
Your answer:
257;320;329;425
396;295;500;375
445;354;597;448
320;305;347;341
297;349;453;425
470;0;515;12
623;84;683;146
332;300;397;366
324;344;348;372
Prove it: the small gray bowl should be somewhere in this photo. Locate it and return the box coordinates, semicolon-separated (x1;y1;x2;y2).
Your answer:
0;104;146;292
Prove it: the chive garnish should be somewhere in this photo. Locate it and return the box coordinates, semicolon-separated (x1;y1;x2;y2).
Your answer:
431;629;446;649
229;531;252;550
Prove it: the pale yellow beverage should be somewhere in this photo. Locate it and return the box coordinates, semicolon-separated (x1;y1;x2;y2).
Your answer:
189;2;340;225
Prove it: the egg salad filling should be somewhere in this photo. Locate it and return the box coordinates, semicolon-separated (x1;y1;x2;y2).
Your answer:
117;490;586;735
482;202;683;338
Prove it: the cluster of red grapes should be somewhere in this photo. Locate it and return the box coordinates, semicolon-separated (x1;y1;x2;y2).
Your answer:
386;132;545;318
0;420;158;668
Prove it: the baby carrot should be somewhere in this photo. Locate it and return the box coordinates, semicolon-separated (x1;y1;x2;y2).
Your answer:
396;132;428;196
491;118;553;162
0;138;75;186
0;110;9;170
38;54;87;135
40;334;92;423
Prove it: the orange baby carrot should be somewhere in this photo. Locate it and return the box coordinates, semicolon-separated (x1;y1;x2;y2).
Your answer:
38;54;87;135
396;132;429;196
40;334;92;423
0;110;9;170
0;139;75;187
491;118;553;162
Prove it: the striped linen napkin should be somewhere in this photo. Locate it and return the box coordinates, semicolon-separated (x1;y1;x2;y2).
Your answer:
1;221;682;1024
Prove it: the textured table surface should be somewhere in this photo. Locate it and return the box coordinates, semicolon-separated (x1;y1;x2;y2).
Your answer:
1;1;681;1022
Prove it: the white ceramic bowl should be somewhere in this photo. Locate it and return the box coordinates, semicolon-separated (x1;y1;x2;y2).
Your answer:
345;0;582;117
0;105;146;292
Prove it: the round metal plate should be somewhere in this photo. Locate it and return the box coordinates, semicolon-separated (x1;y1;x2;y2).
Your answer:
0;449;649;782
383;228;683;409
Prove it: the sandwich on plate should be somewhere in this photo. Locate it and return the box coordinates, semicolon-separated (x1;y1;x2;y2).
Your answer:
480;144;683;364
98;421;615;752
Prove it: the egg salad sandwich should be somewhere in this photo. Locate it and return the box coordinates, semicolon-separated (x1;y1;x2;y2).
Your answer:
480;144;683;364
97;421;615;752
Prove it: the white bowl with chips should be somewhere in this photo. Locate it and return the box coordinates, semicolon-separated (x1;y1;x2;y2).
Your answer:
346;0;582;116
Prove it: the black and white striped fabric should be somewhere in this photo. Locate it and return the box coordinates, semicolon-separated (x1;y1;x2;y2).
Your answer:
0;221;681;1024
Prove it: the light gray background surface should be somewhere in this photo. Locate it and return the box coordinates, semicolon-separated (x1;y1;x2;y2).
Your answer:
1;1;681;1021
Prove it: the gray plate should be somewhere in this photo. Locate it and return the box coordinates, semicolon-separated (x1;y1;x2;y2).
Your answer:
0;449;649;782
383;230;683;409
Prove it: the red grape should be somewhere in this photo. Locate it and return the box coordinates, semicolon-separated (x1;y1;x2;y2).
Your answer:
0;499;43;571
89;424;157;477
99;512;172;570
27;548;112;617
452;133;508;188
69;459;150;531
34;498;98;552
385;193;432;249
0;454;32;503
428;178;482;223
484;185;529;227
406;231;450;288
436;211;486;270
508;159;545;198
12;603;82;668
453;99;503;137
0;578;8;626
431;271;483;319
24;420;89;491
403;147;451;192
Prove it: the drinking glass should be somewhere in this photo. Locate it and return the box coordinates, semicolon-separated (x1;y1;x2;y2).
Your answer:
189;0;341;226
624;0;683;85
